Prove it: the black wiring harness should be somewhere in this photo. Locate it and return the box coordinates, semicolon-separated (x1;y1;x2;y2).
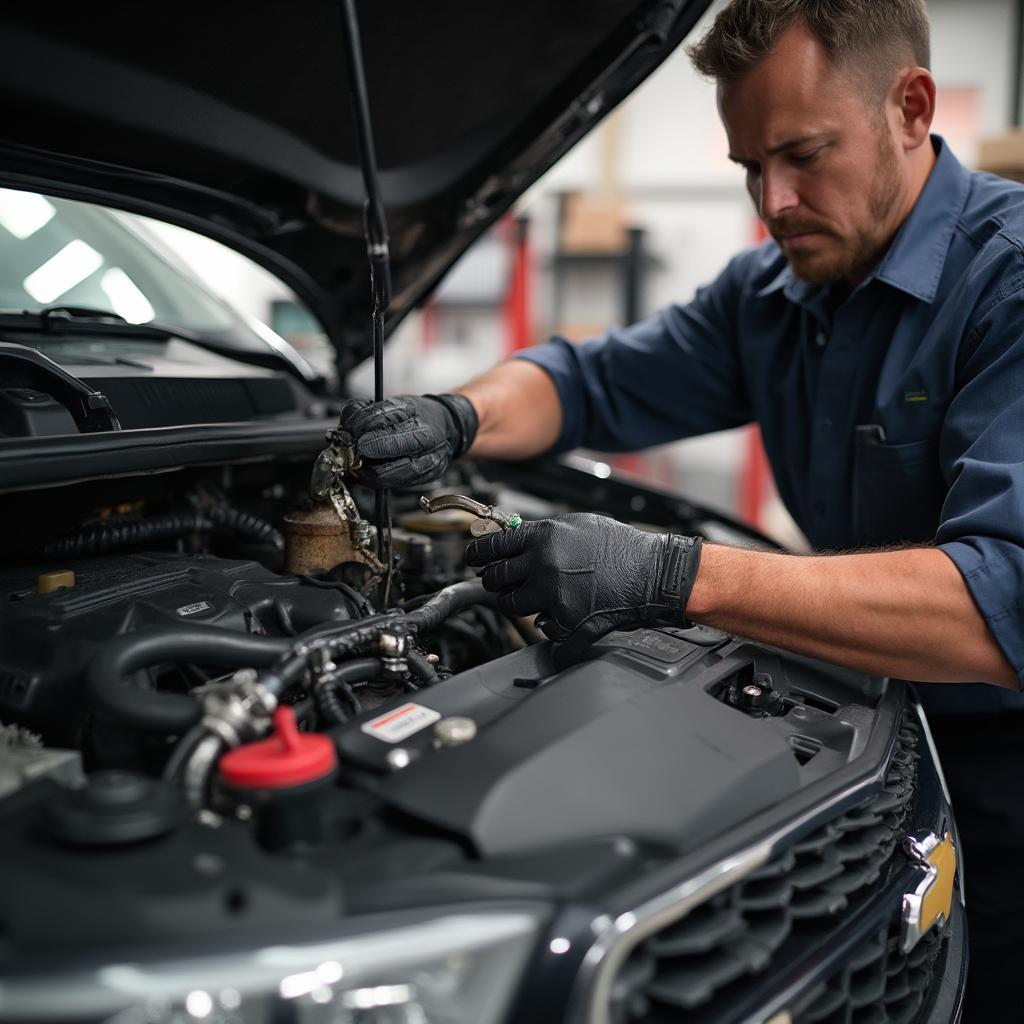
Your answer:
43;505;284;559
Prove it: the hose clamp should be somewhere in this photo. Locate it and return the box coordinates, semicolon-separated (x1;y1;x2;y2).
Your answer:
195;672;277;749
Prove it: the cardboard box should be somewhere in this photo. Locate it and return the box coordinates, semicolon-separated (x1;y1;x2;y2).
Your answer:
560;193;628;252
551;322;609;342
978;131;1024;182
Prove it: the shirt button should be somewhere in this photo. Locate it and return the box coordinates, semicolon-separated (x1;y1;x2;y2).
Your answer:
814;500;826;516
815;329;828;348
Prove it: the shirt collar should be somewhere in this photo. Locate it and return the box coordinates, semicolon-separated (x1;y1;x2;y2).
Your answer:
756;135;971;307
872;135;971;303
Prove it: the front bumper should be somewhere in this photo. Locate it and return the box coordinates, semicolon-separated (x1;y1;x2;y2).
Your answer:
538;689;965;1024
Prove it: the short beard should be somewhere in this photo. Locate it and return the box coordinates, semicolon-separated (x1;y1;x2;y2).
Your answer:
782;129;902;286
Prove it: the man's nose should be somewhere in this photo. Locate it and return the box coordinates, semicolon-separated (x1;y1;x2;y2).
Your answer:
757;168;799;221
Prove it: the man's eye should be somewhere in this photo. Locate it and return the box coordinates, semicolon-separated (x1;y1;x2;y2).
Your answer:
792;149;821;165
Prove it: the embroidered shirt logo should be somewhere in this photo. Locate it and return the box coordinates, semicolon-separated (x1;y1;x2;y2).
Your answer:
903;389;928;404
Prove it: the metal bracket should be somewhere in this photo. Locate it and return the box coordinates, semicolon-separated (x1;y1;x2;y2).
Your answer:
418;493;522;537
310;429;386;575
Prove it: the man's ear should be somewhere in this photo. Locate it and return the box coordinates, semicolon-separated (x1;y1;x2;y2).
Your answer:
893;67;936;151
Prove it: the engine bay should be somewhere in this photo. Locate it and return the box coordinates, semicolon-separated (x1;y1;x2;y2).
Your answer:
0;449;920;1024
0;455;885;863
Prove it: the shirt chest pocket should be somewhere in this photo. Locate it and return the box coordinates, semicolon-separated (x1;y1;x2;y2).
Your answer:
852;425;946;547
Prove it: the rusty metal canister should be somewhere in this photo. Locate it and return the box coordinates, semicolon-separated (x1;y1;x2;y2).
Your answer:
283;506;362;576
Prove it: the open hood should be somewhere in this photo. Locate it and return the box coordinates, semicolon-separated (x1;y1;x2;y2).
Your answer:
0;1;712;370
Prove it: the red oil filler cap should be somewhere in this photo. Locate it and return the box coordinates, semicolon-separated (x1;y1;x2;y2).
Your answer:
220;706;337;789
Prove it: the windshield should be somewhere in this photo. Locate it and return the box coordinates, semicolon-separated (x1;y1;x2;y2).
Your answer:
0;188;276;352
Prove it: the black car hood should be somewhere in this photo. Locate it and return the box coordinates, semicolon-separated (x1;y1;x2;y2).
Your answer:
0;1;711;370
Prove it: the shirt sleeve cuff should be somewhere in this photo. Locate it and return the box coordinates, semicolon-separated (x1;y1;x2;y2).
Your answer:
940;537;1024;689
513;338;587;454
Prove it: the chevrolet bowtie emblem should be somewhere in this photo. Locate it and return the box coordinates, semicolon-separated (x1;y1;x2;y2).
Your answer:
900;830;957;953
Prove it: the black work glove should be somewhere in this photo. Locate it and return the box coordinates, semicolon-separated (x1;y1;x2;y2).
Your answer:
338;393;479;488
465;513;703;662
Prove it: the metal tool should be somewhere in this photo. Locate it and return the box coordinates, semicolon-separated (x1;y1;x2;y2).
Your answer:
310;429;385;575
418;494;522;537
340;0;394;582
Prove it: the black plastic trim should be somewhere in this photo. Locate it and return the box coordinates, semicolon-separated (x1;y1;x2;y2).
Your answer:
0;341;121;432
0;418;334;492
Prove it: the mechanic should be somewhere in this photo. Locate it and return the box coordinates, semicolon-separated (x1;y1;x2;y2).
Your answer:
339;2;1023;1018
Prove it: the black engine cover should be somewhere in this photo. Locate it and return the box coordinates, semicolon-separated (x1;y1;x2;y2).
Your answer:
336;626;882;858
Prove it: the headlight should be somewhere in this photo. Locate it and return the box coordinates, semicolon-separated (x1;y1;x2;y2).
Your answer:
0;908;544;1024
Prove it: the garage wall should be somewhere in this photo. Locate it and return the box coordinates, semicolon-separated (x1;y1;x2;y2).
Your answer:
503;0;1021;539
146;0;1022;543
529;0;1018;307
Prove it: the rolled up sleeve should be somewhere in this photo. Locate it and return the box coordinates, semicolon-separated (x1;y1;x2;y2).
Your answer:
515;253;753;454
937;288;1024;688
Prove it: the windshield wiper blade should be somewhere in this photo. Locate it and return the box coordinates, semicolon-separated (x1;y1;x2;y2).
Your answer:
0;306;203;342
0;306;321;387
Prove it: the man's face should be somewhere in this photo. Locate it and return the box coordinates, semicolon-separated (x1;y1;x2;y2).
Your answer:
718;22;908;285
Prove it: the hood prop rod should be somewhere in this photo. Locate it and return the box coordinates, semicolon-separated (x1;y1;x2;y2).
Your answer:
341;0;393;594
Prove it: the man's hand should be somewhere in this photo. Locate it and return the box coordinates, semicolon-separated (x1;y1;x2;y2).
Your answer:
465;513;702;660
338;394;478;488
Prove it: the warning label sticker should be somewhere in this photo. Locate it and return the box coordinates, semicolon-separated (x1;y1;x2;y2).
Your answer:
176;601;213;617
361;703;441;744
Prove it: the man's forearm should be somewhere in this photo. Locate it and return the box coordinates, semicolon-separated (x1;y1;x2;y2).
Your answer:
456;360;563;460
687;544;1018;687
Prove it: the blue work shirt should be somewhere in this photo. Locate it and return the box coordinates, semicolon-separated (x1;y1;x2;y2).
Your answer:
518;137;1024;715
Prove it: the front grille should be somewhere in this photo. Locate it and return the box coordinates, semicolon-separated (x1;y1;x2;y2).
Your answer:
794;918;946;1024
611;717;927;1023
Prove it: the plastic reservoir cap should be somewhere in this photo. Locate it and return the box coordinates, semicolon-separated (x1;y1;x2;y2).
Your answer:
219;706;337;789
36;570;75;594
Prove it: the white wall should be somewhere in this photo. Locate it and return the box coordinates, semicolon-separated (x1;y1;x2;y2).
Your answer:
930;0;1015;149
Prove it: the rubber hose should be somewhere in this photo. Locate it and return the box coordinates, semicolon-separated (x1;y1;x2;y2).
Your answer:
95;582;480;736
88;626;292;734
404;580;495;635
473;605;513;650
301;575;375;617
261;613;402;695
205;505;285;552
315;657;383;725
184;732;227;808
407;649;439;685
501;610;538;647
439;617;493;664
162;721;209;782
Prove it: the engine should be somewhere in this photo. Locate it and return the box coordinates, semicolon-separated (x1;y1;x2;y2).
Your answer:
0;471;534;798
0;469;882;850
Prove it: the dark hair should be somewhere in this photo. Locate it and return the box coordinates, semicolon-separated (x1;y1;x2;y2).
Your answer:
688;0;930;97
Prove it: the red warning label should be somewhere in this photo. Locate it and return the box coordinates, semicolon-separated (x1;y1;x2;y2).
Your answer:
360;702;441;743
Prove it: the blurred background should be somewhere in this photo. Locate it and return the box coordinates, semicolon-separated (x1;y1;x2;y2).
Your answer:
136;0;1024;548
